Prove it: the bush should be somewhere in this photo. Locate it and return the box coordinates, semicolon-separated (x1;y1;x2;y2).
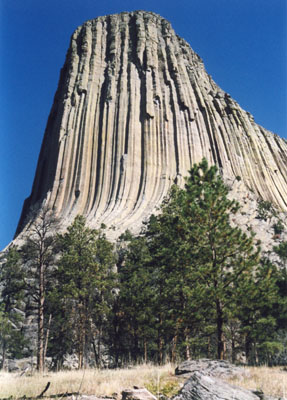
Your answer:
256;200;276;221
273;221;285;235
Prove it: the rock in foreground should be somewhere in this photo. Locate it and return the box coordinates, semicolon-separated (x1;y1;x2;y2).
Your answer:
122;387;157;400
175;358;248;379
172;372;268;400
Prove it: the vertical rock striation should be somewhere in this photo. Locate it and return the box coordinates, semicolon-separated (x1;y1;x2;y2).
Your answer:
16;11;287;238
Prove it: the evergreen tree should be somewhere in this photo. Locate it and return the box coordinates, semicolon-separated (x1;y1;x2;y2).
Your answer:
145;159;260;360
271;241;287;364
21;207;58;372
182;160;260;359
273;241;287;265
145;189;213;362
231;257;279;364
115;231;157;364
0;246;27;367
52;216;115;368
273;241;287;329
0;307;11;368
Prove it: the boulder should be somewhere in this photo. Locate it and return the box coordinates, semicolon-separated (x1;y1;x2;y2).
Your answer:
3;357;52;372
175;359;248;379
172;372;263;400
62;353;79;369
122;387;157;400
72;397;115;400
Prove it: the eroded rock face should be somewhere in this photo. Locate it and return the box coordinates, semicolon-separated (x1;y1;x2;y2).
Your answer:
16;11;287;239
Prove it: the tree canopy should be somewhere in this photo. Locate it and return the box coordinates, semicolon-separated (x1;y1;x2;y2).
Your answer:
1;159;284;368
49;215;115;368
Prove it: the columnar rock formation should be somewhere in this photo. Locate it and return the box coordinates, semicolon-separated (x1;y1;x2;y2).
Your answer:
16;11;287;238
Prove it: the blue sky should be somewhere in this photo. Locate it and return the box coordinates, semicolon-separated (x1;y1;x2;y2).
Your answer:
0;0;286;250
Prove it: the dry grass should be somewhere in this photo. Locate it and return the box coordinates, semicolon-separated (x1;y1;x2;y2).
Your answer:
0;364;179;399
226;366;287;398
0;364;286;399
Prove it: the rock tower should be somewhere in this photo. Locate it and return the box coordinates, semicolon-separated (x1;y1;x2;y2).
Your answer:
16;11;287;238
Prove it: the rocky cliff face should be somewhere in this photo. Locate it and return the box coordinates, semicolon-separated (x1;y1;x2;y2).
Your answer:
16;11;287;239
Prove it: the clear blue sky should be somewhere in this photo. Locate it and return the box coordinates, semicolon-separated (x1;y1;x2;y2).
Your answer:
0;0;286;250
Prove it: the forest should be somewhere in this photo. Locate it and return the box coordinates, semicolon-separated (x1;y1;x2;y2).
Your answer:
1;159;286;372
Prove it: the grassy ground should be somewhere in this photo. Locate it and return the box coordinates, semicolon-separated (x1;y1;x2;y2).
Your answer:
0;364;286;399
226;366;287;399
0;364;180;399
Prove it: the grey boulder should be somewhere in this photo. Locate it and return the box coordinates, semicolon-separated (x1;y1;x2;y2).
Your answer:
175;359;248;379
172;372;262;400
122;387;157;400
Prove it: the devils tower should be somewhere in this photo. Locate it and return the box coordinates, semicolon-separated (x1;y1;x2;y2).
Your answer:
16;11;287;239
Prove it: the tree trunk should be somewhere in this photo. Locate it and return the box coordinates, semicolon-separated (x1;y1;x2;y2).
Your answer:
97;327;102;366
78;328;84;369
157;315;164;365
223;334;226;359
144;339;147;363
77;304;85;369
92;340;99;367
44;314;52;362
216;299;224;360
231;337;236;364
185;340;191;360
158;336;163;365
133;332;139;363
79;316;86;369
245;334;252;365
78;351;83;369
37;263;45;373
207;336;211;358
1;341;6;370
184;328;191;360
171;335;177;364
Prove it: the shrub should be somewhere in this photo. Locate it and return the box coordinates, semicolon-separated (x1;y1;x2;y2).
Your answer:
256;200;276;221
273;221;285;235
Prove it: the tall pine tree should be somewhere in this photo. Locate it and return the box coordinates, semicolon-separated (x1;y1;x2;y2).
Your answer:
115;231;157;364
52;216;115;368
22;207;58;372
145;159;260;360
0;245;27;367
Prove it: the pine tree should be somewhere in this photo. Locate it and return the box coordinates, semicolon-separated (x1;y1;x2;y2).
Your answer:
145;188;212;361
273;242;287;329
144;159;261;360
0;245;27;367
271;241;287;363
231;257;279;363
183;160;261;359
116;231;157;364
53;216;115;368
21;207;58;372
